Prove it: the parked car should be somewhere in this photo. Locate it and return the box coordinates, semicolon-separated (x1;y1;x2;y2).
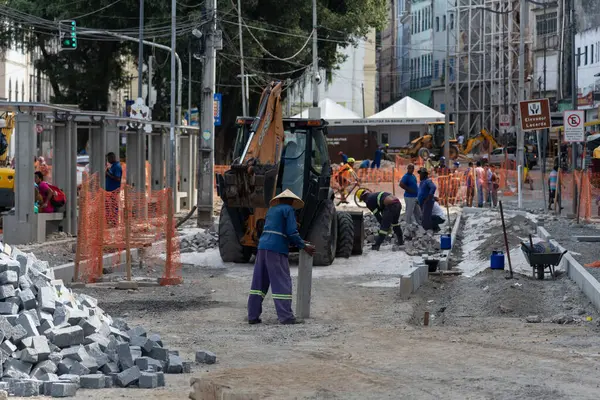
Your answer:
488;147;516;166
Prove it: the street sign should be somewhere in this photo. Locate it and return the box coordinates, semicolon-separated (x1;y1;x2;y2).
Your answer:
499;114;510;128
519;98;551;131
213;93;222;126
563;110;585;142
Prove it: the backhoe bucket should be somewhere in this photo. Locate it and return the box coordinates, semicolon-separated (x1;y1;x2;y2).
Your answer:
220;163;279;208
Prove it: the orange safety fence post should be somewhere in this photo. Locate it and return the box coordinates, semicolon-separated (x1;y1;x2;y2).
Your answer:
124;184;132;281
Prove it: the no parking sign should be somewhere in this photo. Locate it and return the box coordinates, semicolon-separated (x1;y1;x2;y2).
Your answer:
563;110;585;142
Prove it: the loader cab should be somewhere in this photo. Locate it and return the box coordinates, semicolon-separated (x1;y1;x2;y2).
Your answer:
427;122;456;147
232;117;331;201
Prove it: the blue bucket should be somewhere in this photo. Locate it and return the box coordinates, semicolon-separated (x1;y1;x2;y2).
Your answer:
490;251;505;270
440;234;451;250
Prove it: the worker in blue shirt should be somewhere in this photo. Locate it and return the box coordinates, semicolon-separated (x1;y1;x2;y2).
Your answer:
105;152;122;192
399;163;421;228
248;189;315;325
417;167;437;231
371;146;383;169
338;151;348;164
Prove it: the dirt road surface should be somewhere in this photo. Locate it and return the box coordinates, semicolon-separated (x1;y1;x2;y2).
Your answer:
60;245;600;400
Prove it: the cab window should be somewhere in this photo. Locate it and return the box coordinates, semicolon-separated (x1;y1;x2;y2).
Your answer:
311;128;328;175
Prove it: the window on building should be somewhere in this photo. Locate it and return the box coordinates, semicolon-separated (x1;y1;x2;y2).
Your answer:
577;47;581;66
592;45;595;64
443;15;447;30
434;60;440;79
536;12;558;36
442;60;446;79
585;46;589;65
449;58;455;81
450;13;455;30
421;10;424;32
436;16;440;32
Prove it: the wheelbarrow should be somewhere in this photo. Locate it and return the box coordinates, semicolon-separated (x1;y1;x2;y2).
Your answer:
521;243;568;280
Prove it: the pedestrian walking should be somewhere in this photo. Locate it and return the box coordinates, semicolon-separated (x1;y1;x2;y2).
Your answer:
247;189;315;325
399;164;421;228
548;165;562;211
465;162;475;207
417;168;437;231
474;161;485;207
356;189;404;250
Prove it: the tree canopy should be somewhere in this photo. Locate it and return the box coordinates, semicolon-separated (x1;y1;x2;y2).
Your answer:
0;0;386;158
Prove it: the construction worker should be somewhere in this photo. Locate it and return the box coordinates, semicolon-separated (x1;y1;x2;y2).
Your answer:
418;167;437;231
399;163;421;227
338;151;348;164
465;161;475;207
336;158;358;203
248;189;315;325
371;146;383;169
356;189;404;250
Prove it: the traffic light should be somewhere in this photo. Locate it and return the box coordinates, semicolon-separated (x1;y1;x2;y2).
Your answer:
59;20;77;51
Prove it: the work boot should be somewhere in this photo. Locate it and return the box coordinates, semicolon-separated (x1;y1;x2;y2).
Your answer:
393;226;404;246
371;234;386;251
248;318;262;325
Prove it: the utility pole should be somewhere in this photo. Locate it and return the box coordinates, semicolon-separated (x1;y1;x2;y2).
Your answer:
197;0;217;226
138;0;144;100
237;73;256;115
237;0;247;116
570;0;578;216
309;0;320;119
361;83;366;118
517;0;527;204
169;0;177;201
444;5;450;161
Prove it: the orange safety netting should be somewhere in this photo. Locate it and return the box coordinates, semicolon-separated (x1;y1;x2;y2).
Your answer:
75;172;181;285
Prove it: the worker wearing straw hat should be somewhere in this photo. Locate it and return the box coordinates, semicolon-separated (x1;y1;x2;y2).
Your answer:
248;189;315;325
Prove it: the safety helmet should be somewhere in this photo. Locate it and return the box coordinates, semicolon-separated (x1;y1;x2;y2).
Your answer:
356;188;367;201
454;161;460;167
347;157;355;163
385;143;389;147
439;156;446;161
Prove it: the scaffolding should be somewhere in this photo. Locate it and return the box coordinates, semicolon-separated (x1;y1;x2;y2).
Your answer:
451;0;523;139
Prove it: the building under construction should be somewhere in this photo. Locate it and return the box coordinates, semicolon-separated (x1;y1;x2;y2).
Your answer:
449;0;528;139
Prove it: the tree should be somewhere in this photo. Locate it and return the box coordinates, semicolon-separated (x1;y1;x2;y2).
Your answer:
0;0;386;157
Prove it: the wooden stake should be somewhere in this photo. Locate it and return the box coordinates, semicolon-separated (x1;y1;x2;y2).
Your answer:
499;201;513;279
392;167;396;196
124;184;132;281
424;311;430;326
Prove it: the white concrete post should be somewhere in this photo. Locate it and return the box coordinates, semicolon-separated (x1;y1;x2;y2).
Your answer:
296;251;314;319
517;164;523;209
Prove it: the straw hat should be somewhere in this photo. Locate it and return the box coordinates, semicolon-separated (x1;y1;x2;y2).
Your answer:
269;189;304;209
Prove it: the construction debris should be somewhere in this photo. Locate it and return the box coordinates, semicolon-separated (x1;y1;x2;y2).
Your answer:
0;246;215;397
180;230;218;253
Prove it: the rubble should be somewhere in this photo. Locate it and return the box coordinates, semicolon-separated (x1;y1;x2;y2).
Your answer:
363;213;441;256
0;245;215;397
179;230;218;253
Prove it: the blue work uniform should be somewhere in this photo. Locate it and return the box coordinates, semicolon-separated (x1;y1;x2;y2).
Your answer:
341;154;348;164
359;159;370;169
248;204;305;323
400;173;418;198
105;161;122;192
371;148;383;169
418;178;437;230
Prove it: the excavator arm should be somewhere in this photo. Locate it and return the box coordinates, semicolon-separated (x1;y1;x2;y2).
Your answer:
220;81;285;209
462;129;500;154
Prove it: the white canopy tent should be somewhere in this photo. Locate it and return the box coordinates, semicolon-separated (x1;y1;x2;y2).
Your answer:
292;98;361;126
365;96;445;124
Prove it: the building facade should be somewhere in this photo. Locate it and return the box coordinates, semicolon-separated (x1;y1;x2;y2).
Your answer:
0;44;53;103
408;0;434;106
286;31;377;118
575;27;600;122
378;0;400;110
431;0;456;115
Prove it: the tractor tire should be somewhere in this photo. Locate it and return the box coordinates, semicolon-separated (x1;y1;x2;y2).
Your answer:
449;145;460;159
418;147;430;159
336;212;355;258
218;206;252;263
308;200;337;266
351;214;365;255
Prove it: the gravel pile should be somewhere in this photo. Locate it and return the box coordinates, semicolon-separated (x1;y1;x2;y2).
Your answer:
180;230;219;253
0;245;216;397
363;213;440;255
